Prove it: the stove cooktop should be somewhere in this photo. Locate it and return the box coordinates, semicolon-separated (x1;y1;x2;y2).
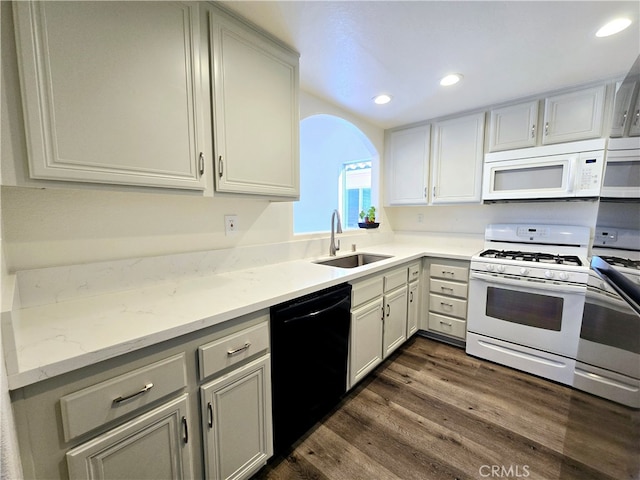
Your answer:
597;256;640;271
478;249;583;266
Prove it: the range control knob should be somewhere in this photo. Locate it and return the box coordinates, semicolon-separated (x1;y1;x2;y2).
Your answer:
519;267;530;275
544;270;555;279
486;264;495;272
496;265;506;273
558;272;569;281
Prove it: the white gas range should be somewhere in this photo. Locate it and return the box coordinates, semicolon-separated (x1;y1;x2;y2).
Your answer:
575;227;640;408
466;224;591;386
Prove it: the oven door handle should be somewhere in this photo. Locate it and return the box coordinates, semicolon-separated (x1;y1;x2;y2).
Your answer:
469;271;586;295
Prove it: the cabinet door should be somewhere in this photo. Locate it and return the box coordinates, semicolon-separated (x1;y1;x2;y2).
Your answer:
629;91;640;137
488;101;538;151
430;113;485;204
201;355;273;480
383;286;408;358
542;85;606;144
385;125;430;205
407;281;420;337
610;81;637;137
210;10;299;197
14;2;206;190
349;297;384;389
66;394;193;480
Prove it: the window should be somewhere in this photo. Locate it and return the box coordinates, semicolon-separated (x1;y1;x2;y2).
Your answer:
341;161;372;228
294;115;378;234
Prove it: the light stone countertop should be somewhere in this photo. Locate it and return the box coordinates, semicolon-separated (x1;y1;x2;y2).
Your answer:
5;240;480;390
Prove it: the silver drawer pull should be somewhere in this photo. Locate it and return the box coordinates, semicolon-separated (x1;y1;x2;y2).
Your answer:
439;321;453;327
441;286;454;291
227;342;251;356
112;383;154;404
441;270;454;276
440;302;453;308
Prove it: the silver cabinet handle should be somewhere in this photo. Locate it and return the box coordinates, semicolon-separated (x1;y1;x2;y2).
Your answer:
544;122;549;136
531;124;536;138
439;320;453;326
621;110;628;127
207;402;213;428
409;291;414;303
635;109;640;126
182;416;188;444
432;186;436;198
112;383;154;404
441;286;454;292
218;156;224;178
440;301;453;308
386;304;390;317
227;342;251;356
198;152;205;176
441;270;454;276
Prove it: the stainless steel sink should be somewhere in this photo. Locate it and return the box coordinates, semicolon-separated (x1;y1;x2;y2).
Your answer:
314;253;392;268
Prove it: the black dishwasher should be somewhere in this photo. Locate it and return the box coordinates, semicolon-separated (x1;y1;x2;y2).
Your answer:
270;283;352;454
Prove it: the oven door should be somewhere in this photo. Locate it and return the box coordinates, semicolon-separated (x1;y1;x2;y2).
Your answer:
467;271;586;358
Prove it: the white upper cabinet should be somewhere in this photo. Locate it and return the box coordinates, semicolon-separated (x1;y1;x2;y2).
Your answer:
542;85;606;145
13;2;206;190
385;125;430;205
209;8;300;198
610;81;638;137
488;101;539;152
430;112;485;204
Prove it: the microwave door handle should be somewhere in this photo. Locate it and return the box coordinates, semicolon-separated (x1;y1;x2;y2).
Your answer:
469;271;586;295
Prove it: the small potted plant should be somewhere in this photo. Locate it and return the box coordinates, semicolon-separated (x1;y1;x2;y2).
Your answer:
358;206;379;228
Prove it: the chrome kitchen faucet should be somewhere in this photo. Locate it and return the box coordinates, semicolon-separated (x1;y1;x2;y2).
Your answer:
329;209;343;256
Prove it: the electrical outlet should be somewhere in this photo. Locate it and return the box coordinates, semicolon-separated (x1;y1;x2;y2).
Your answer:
224;215;238;236
417;213;424;223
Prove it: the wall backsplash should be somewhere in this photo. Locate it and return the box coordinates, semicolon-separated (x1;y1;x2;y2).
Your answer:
387;200;600;236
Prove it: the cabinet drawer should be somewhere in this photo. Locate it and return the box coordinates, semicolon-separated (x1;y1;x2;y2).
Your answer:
430;263;469;282
198;322;269;380
60;354;187;442
430;279;468;298
384;268;408;292
428;313;467;339
408;262;421;283
351;275;384;307
429;293;467;319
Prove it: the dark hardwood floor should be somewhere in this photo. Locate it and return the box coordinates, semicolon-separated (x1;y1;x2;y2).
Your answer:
253;336;640;480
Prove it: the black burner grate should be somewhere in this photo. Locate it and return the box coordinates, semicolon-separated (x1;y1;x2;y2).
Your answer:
479;249;583;266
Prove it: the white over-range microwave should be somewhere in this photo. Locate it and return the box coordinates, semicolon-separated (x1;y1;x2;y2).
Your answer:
482;139;606;201
601;137;640;199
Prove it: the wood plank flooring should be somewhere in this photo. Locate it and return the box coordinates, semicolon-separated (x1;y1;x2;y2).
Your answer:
253;336;640;480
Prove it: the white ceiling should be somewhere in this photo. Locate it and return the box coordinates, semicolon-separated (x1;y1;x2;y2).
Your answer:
220;1;640;129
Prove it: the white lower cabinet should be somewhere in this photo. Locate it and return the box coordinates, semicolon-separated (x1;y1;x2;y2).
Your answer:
423;258;470;342
350;297;385;388
11;311;272;480
407;262;421;337
66;394;193;480
407;280;420;337
200;355;273;480
349;264;413;390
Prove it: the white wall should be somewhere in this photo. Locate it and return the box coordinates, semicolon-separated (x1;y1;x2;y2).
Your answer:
387;201;600;235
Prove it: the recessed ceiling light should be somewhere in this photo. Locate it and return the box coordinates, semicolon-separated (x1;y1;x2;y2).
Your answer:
596;18;632;37
440;73;463;86
373;94;392;105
